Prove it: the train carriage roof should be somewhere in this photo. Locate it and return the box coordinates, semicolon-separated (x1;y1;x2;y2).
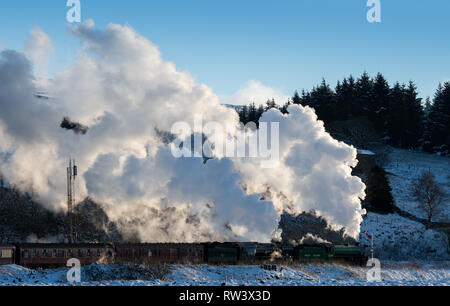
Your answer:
15;243;113;248
114;243;205;249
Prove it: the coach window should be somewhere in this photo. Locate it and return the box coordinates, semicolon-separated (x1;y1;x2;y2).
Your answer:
78;249;83;257
68;249;73;257
0;250;2;258
53;249;57;257
43;249;48;257
87;249;91;257
148;250;153;257
33;249;38;258
24;250;29;258
97;249;101;257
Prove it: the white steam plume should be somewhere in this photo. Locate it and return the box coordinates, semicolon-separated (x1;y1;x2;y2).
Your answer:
23;27;54;79
0;20;365;242
233;106;366;237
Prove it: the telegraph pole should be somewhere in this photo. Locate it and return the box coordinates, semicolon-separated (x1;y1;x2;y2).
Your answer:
371;235;374;260
363;230;374;260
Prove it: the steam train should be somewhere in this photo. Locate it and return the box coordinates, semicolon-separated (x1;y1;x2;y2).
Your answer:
0;242;368;268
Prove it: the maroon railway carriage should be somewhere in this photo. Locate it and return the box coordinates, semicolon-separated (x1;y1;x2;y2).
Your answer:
115;243;204;264
16;243;115;268
0;245;15;265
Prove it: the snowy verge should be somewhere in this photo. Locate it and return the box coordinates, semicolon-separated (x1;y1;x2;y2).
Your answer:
361;212;449;260
0;263;448;286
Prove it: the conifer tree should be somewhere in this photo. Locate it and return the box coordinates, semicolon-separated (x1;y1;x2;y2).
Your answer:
248;103;258;124
365;166;395;214
387;82;407;146
300;89;312;107
257;105;265;120
386;82;424;148
355;72;374;117
280;99;291;114
403;81;424;147
423;82;450;154
239;105;248;124
370;73;390;133
265;99;277;111
292;91;301;105
309;79;335;123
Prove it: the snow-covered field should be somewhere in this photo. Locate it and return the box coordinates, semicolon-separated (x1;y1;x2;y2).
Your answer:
0;263;448;286
360;213;449;260
359;148;449;261
385;148;450;222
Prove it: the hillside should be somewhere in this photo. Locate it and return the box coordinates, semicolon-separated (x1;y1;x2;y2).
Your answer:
360;148;449;260
0;188;122;244
385;148;450;222
1;148;448;261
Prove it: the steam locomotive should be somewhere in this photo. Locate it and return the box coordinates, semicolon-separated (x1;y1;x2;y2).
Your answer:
0;242;367;268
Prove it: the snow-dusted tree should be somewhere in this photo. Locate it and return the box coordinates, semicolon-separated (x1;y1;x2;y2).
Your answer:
412;171;447;229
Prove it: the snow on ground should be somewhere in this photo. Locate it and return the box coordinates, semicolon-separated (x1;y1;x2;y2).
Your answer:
1;150;448;286
360;213;449;260
0;263;449;286
385;148;450;222
358;148;449;261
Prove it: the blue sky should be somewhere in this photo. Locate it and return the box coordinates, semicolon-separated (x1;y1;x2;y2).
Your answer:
0;0;449;101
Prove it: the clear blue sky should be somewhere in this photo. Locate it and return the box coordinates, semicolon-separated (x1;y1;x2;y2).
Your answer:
0;0;449;100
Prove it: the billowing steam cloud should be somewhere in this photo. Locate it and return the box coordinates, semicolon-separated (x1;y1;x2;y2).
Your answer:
23;27;54;79
233;107;366;236
0;20;366;242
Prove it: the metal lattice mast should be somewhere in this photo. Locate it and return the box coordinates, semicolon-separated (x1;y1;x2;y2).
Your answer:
67;159;77;244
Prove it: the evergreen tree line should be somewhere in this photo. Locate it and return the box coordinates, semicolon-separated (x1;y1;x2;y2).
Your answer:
237;72;450;154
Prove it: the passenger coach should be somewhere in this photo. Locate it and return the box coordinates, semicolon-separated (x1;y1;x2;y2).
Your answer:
15;243;115;268
115;243;204;264
0;245;15;265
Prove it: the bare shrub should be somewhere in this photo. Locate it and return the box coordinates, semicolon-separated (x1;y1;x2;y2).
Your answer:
411;171;447;229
